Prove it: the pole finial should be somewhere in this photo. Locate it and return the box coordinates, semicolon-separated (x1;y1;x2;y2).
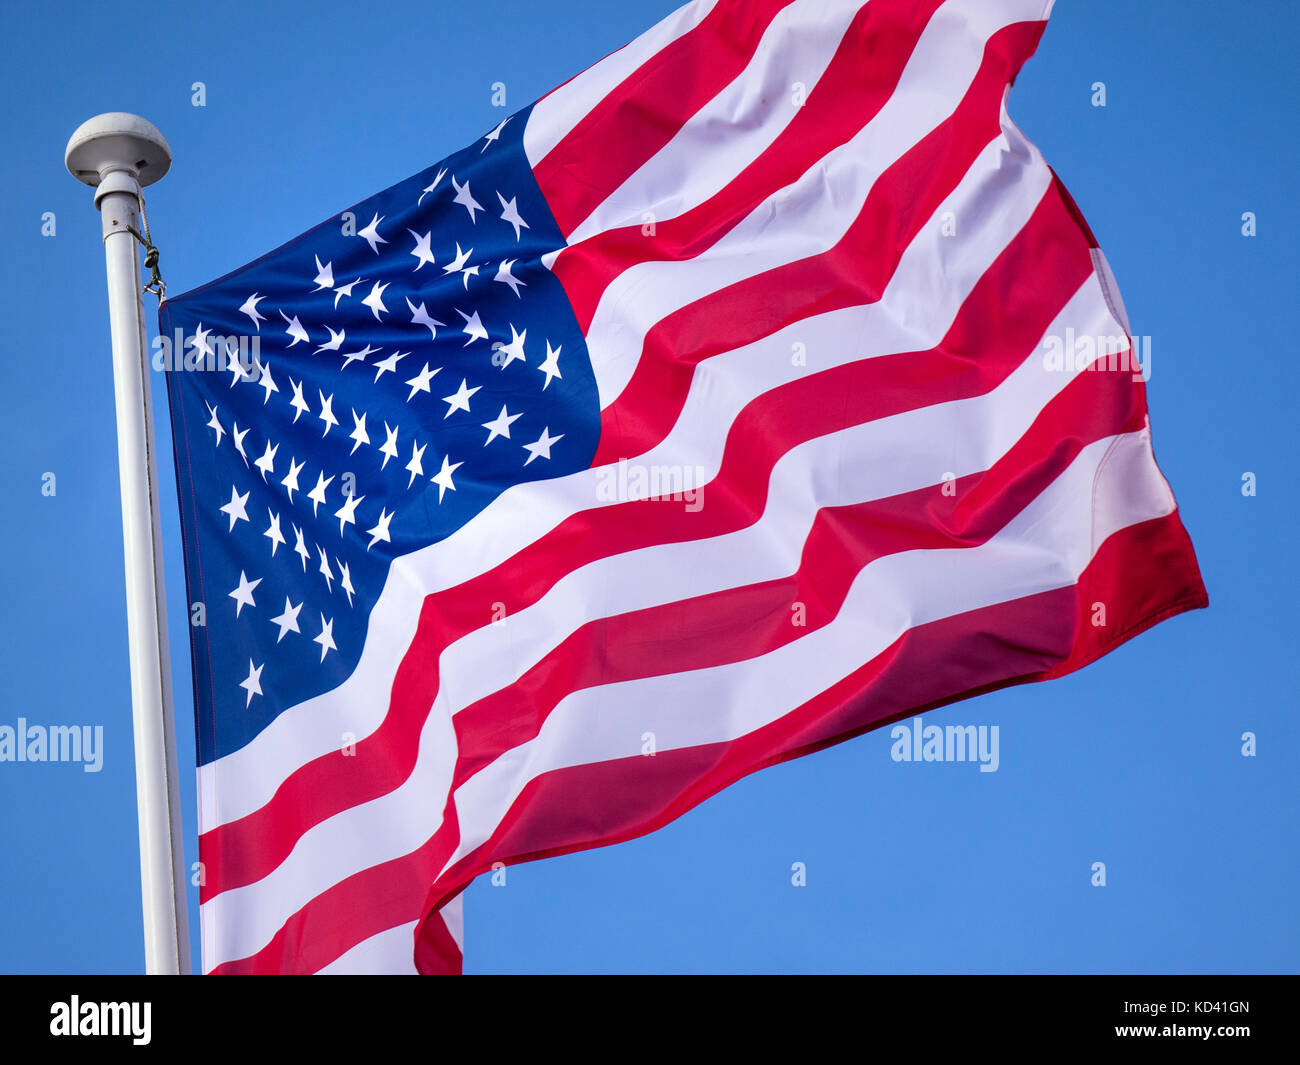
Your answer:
65;112;171;188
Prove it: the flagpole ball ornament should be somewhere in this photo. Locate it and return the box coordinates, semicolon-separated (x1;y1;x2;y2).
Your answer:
65;112;171;193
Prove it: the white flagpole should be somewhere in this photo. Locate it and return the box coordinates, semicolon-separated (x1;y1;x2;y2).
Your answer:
65;113;191;975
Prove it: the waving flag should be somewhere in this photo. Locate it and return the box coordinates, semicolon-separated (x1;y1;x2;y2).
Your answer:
161;0;1207;974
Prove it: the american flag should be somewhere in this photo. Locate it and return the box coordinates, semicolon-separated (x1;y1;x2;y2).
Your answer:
161;0;1207;974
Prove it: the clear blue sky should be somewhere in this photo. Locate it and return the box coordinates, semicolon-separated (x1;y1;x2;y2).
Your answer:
1;0;1295;974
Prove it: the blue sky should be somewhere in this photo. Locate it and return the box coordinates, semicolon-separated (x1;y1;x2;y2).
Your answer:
1;0;1296;974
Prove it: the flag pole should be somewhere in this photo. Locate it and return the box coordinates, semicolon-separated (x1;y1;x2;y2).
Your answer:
65;113;191;975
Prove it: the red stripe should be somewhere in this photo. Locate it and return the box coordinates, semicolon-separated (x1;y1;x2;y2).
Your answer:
412;510;1207;973
198;177;1089;903
534;0;797;238
589;18;1047;467
552;0;947;332
208;842;441;974
413;905;463;977
451;366;1149;786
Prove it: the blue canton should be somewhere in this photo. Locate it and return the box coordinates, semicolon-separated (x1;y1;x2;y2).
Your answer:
160;105;598;765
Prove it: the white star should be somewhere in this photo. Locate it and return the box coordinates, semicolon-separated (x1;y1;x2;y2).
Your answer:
349;410;370;455
318;391;339;436
237;350;263;389
362;280;390;320
482;404;523;445
264;509;286;557
373;350;408;382
493;324;527;369
444;241;472;273
407;298;445;340
335;490;364;536
270;597;302;642
523;426;564;465
481;116;510;152
280;311;309;347
205;402;224;446
239;659;264;707
379;422;399;470
408;229;436;271
451;175;483;222
405;439;427;488
498;192;529;240
258;358;279;404
228;570;261;618
231;423;251;467
312;255;334;291
281;457;304;502
443;242;476;288
239;293;267;330
292;524;310;570
226;343;256;388
317;547;335;592
316;326;345;353
405;362;440;402
314;614;337;662
494;258;526;297
367;507;394;550
191;324;215;363
220;486;250;531
338;559;356;607
431;454;462;502
253;439;278;482
538;340;562;390
340;344;380;372
289;377;310;423
418;167;447;206
333;277;362;309
358;213;387;254
442;378;480;418
307;470;334;517
457;308;488;346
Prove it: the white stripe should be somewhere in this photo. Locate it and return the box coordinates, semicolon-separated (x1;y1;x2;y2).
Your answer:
523;0;721;167
198;112;1046;835
317;922;418;975
311;891;463;975
564;0;867;244
198;101;1048;834
446;427;1175;869
582;0;1050;408
200;270;1119;968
